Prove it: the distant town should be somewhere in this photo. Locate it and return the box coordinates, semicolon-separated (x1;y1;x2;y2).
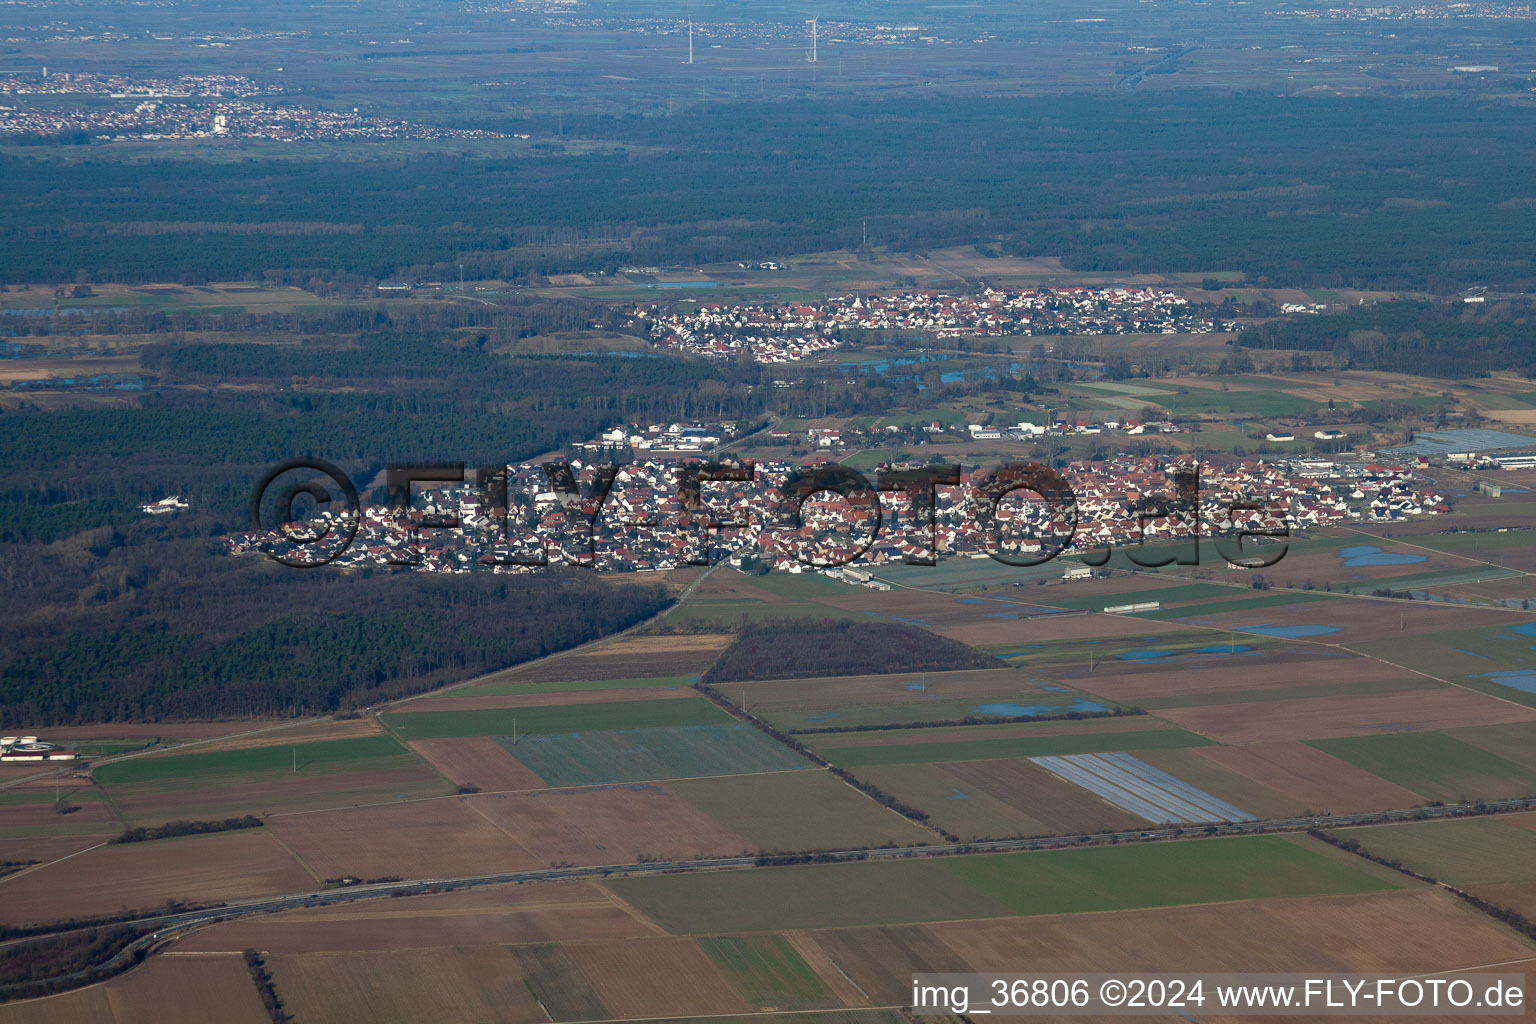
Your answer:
637;287;1243;364
0;71;507;141
231;434;1449;576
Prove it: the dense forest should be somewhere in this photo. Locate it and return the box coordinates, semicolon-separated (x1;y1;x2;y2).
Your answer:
7;93;1536;292
1239;300;1536;379
0;543;669;722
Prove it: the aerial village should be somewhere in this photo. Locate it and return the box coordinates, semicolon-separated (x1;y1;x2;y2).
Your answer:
636;286;1243;362
230;430;1447;576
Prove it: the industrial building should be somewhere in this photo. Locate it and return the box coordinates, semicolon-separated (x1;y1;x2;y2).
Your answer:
0;736;78;762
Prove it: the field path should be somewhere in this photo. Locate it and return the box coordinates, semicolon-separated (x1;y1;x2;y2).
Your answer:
781;931;873;1007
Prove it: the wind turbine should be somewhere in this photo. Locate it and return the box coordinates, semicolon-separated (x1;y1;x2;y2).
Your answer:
808;17;819;63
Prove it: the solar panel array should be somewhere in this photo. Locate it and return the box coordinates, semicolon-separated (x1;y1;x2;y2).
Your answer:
1031;752;1258;825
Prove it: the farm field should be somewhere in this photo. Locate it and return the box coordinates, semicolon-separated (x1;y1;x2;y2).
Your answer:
93;735;418;787
607;835;1399;933
450;674;694;697
734;667;1112;731
268;947;547;1024
0;785;120;834
812;888;1515;1006
1186;741;1424;813
1311;731;1536;802
922;888;1531;980
0;829;313;926
99;763;452;828
1469;880;1536;920
390;686;698;713
566;937;753;1018
810;715;1173;750
665;771;932;851
698;935;840;1011
186;716;385;753
1156;687;1536;744
1331;815;1536;886
1051;646;1407;704
266;798;539;879
856;757;1145;840
380;697;733;741
0;953;273;1024
807;725;1214;768
1454;720;1536;772
505;723;813;787
407;736;547;792
467;782;753;865
1193;598;1536;646
459;633;732;688
173;880;655;954
0;834;109;869
850;763;1057;840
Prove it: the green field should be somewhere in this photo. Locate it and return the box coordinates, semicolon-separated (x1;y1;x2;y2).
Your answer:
699;936;836;1010
869;558;1061;590
607;835;1397;932
1039;581;1241;612
1331;816;1536;886
1163;389;1320;417
382;698;732;741
671;600;865;627
453;675;694;697
1310;732;1536;803
806;727;1215;768
503;723;813;786
1452;721;1536;773
1141;591;1332;621
93;735;413;786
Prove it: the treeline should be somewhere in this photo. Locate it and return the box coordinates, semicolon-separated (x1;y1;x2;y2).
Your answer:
109;815;263;845
1310;828;1536;945
703;618;998;685
1240;299;1536;378
0;927;144;1003
243;950;293;1024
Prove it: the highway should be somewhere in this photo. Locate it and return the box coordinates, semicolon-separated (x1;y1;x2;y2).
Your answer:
5;792;1533;986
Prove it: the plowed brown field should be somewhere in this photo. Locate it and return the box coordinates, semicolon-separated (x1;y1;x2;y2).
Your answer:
409;736;546;792
566;937;752;1018
468;783;750;865
1158;688;1536;744
175;880;653;953
1192;741;1425;811
0;829;312;926
266;798;539;879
